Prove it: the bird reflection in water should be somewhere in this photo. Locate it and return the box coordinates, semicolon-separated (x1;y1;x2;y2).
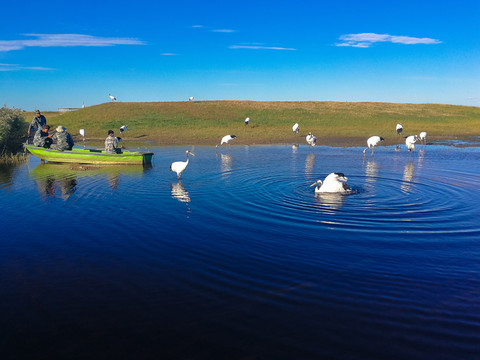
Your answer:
171;181;191;213
364;159;379;185
314;192;346;211
401;161;415;193
305;153;316;175
220;153;233;173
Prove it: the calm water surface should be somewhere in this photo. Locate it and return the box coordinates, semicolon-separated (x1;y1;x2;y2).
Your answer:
1;145;480;359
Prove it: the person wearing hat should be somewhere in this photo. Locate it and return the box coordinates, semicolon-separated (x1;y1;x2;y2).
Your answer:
27;110;47;144
104;129;120;153
33;124;53;148
51;125;74;151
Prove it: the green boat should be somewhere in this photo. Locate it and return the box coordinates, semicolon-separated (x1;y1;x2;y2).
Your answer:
24;144;154;165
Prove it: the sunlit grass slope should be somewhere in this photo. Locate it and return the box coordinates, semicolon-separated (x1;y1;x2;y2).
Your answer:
25;101;480;145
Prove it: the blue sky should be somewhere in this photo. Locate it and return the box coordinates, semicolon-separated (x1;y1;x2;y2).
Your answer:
1;0;479;110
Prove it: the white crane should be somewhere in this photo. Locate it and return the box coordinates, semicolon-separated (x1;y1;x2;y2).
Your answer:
310;173;352;194
189;96;194;102
292;123;299;134
396;123;403;135
419;131;427;145
216;135;237;149
170;150;195;180
363;136;385;155
306;132;316;146
405;135;418;152
244;117;250;126
109;93;116;102
120;125;128;133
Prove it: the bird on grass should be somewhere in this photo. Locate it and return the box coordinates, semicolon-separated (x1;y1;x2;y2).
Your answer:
310;173;352;194
419;131;427;145
292;123;299;134
363;136;385;155
396;123;403;136
306;132;316;146
405;135;418;153
120;125;128;133
189;96;194;102
109;93;116;102
244;117;250;126
170;150;195;180
216;135;237;149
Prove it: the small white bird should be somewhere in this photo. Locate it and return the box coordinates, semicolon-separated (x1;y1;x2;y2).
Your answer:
292;123;299;134
306;132;316;146
109;93;116;102
79;129;85;137
363;136;385;155
120;125;128;133
216;135;237;149
170;150;195;180
396;123;403;135
419;131;427;145
189;96;194;102
244;117;250;126
310;173;352;194
405;135;418;152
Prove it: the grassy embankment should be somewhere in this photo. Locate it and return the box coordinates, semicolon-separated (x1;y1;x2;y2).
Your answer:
25;101;480;147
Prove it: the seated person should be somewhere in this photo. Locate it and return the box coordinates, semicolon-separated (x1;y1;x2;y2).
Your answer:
51;126;74;151
105;130;120;153
33;125;53;148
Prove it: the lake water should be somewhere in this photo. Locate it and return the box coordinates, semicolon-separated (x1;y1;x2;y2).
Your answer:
1;144;479;359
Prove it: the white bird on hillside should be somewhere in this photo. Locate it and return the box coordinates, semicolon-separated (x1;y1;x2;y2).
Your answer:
170;150;195;180
419;131;427;145
405;135;418;152
216;135;237;149
310;173;352;194
292;123;299;134
120;125;128;133
79;129;85;137
109;93;116;101
244;117;250;126
306;132;316;146
189;96;194;102
363;136;385;155
396;123;403;135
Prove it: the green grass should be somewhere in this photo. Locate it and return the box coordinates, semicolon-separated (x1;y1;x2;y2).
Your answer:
24;101;480;146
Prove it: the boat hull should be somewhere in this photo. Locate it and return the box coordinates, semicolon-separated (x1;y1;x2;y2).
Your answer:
24;145;153;165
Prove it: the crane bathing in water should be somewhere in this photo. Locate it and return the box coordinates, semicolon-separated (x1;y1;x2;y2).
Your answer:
170;150;195;180
306;132;316;146
405;135;418;153
396;123;403;136
363;136;385;156
216;135;237;149
310;173;352;194
109;93;116;102
292;123;299;134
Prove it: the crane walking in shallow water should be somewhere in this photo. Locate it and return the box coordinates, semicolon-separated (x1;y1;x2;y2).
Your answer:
405;135;418;153
216;135;237;149
306;132;316;146
419;131;427;145
310;173;352;194
170;150;195;180
363;136;385;156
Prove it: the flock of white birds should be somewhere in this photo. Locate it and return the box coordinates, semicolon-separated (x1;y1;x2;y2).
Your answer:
108;95;428;194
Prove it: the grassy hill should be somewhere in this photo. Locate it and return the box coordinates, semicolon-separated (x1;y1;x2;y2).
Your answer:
24;101;480;146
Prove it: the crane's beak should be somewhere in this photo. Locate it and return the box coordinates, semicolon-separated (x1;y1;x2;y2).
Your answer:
189;152;195;156
310;181;320;187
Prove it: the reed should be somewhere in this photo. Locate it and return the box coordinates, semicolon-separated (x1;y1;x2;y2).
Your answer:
0;152;28;165
26;101;480;146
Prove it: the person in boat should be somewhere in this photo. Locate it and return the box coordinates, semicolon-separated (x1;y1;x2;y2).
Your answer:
51;126;74;151
33;124;53;148
27;110;47;144
105;130;119;153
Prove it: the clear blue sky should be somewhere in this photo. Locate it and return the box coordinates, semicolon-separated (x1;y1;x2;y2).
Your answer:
1;0;479;110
